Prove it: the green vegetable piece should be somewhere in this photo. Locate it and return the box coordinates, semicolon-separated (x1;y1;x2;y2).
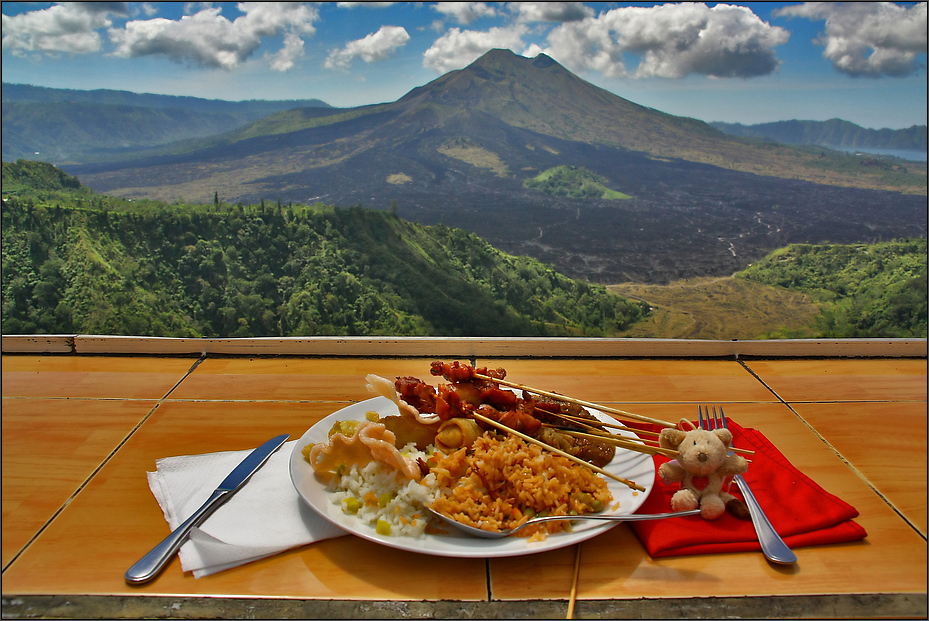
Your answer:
376;519;391;535
342;497;361;514
329;419;360;438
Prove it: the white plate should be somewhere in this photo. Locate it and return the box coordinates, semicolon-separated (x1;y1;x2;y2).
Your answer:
289;396;655;558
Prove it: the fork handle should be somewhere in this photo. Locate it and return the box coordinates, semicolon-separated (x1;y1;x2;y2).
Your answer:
734;475;797;565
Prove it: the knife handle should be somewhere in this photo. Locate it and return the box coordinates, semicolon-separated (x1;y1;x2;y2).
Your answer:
125;489;228;584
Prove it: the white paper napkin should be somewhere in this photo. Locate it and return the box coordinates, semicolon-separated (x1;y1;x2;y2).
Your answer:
147;439;347;578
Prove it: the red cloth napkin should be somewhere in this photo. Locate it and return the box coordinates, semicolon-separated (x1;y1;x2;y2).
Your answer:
625;419;867;558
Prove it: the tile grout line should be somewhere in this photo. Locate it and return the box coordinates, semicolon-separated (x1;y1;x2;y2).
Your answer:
1;355;207;575
737;358;927;542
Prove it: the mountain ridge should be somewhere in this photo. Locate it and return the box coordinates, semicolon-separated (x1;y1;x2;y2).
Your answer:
711;118;927;152
1;82;331;113
56;50;925;195
1;82;334;163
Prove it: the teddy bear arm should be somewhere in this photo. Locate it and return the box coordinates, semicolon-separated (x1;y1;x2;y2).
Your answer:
716;455;749;477
658;461;686;484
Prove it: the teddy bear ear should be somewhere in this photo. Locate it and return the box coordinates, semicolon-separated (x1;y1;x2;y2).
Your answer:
713;428;733;448
659;428;687;449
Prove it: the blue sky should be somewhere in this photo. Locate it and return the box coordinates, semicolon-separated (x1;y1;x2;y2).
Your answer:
2;2;926;130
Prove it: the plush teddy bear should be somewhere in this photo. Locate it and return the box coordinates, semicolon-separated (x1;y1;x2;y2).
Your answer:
657;421;749;520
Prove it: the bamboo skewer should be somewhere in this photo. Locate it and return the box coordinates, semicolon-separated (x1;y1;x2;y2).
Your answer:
549;412;755;456
543;425;680;459
567;544;581;620
470;410;645;492
474;373;675;428
548;412;660;438
542;413;667;449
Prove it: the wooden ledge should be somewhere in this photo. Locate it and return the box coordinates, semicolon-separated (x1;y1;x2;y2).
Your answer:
2;334;926;358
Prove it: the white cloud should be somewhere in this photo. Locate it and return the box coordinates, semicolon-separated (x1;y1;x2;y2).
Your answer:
268;32;305;72
507;2;594;24
775;2;927;77
541;3;790;79
108;2;318;70
423;24;529;73
139;4;160;18
1;2;127;56
324;25;410;71
432;2;498;25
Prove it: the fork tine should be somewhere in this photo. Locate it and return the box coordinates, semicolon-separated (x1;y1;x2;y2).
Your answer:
717;406;729;431
697;405;706;429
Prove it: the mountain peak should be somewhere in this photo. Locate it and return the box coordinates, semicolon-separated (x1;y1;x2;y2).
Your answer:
396;46;645;144
467;48;565;76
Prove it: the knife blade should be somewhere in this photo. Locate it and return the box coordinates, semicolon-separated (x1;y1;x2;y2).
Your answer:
124;433;290;584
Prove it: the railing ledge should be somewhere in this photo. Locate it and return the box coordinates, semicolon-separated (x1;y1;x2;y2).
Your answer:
2;334;926;358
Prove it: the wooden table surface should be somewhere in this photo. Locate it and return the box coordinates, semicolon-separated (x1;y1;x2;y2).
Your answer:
2;348;926;619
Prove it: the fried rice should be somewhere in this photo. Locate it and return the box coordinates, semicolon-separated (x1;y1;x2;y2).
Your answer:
429;432;613;539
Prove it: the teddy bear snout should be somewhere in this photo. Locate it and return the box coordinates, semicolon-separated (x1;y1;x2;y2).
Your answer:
698;452;708;463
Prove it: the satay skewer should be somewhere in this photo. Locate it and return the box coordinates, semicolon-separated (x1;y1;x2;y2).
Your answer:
473;373;675;428
546;411;660;438
549;411;755;456
540;425;680;459
470;411;645;492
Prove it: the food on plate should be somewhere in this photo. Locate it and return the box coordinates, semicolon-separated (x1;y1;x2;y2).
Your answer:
365;373;439;424
532;398;617;468
303;360;631;540
429;433;613;540
329;456;440;538
304;415;422;480
380;415;438;451
434;418;483;453
385;360;615;465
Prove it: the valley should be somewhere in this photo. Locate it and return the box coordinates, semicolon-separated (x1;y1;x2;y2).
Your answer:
610;277;821;340
3;160;924;340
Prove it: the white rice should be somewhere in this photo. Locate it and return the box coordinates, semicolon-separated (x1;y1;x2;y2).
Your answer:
327;444;440;537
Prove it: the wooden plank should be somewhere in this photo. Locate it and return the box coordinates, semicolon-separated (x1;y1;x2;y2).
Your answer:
1;399;157;567
12;335;922;358
1;355;197;400
790;401;927;537
746;358;929;402
1;335;74;354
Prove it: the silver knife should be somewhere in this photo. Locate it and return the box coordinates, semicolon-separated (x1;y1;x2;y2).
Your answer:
125;433;290;584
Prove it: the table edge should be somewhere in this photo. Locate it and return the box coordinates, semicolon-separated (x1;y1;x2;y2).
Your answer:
2;592;926;619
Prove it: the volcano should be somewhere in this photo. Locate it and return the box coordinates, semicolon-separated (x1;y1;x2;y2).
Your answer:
63;50;927;283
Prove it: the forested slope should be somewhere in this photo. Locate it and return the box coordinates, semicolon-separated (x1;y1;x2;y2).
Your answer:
738;240;927;338
2;160;647;337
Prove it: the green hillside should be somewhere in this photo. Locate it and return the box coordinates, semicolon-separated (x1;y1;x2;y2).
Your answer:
610;239;927;340
1;160;647;337
524;166;632;199
738;241;927;338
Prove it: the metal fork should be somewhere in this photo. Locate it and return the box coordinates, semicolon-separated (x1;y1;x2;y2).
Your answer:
699;405;798;565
